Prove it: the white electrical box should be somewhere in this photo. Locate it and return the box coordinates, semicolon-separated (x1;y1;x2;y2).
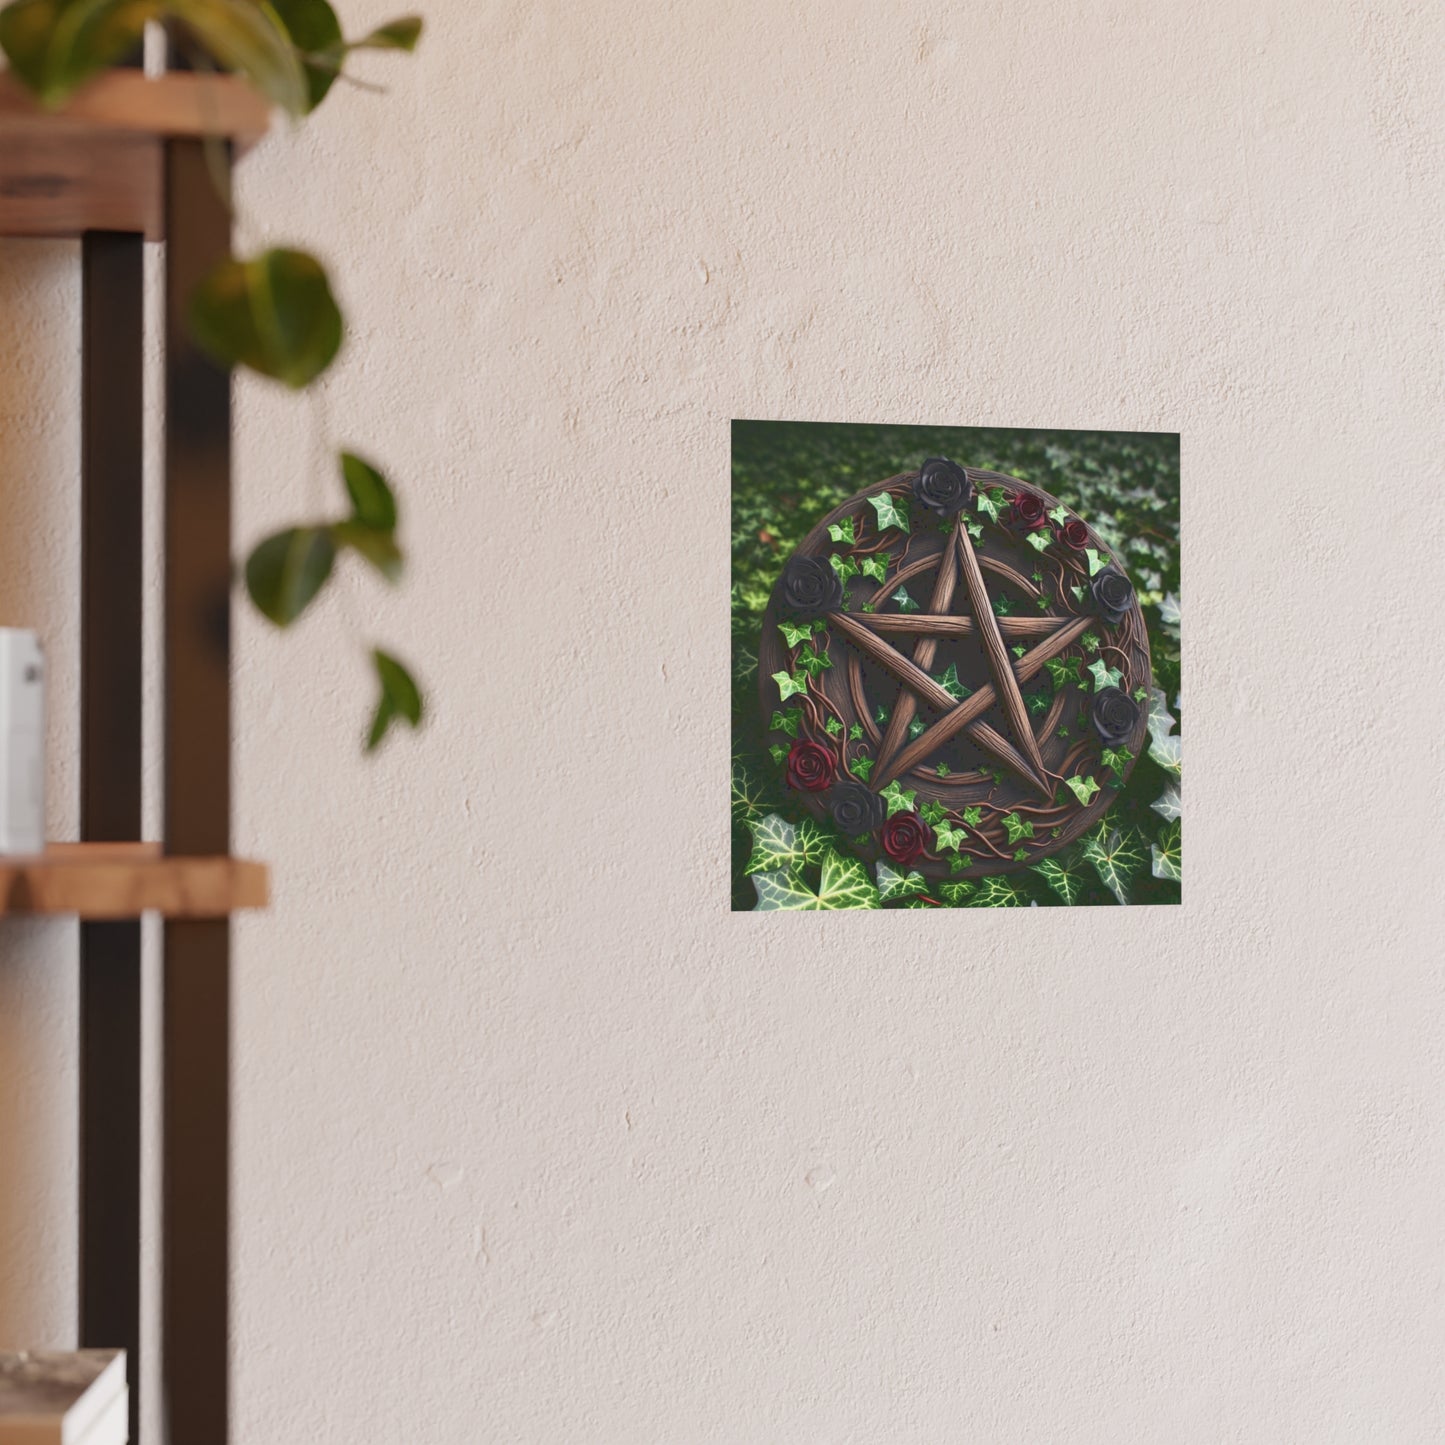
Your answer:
0;629;44;857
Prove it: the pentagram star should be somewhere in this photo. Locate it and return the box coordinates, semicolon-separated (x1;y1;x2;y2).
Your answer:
825;515;1096;797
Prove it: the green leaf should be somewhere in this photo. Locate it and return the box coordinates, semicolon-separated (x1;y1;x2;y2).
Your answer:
744;813;804;875
934;821;966;852
1082;631;1101;653
1158;592;1181;627
879;781;916;817
0;0;157;107
891;585;920;613
769;709;801;737
935;762;951;776
349;14;422;51
797;644;832;678
338;451;397;531
849;756;874;782
848;723;864;741
1081;825;1145;905
769;743;786;764
966;521;984;541
976;490;1004;524
1011;644;1026;659
907;718;925;739
827;517;856;546
778;619;814;648
331;520;403;582
795;816;838;864
365;648;423;751
1035;594;1052;610
189;249;343;389
1044;656;1082;688
1084;547;1110;577
829;553;860;585
772;670;807;701
824;715;842;737
992;596;1017;616
1087;658;1123;693
874;704;889;725
1026;530;1051;553
918;800;946;826
752;849;880;910
868;491;910;534
1001;812;1034;844
876;862;926;902
1152;819;1182;882
1147;687;1182;775
859;553;889;582
1065;774;1101;805
245;526;335;626
1025;689;1050;716
1100;746;1133;775
969;877;1021;908
933;662;967;700
269;0;343;108
1047;505;1069;525
1031;858;1085;905
1151;781;1181;822
167;0;309;115
730;763;770;820
1013;847;1029;862
940;881;974;905
962;806;983;828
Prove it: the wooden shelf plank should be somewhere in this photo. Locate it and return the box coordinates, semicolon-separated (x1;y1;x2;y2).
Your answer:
0;72;270;239
0;843;267;919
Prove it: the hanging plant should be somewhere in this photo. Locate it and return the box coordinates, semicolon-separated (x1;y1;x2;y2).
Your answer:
0;0;427;750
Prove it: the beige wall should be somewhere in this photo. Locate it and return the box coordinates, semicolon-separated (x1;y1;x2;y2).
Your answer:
5;0;1445;1439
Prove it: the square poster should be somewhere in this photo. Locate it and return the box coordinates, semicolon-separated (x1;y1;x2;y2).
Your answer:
731;421;1181;910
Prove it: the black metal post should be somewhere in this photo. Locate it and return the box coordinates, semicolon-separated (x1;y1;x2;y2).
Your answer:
78;229;144;1445
161;136;232;1445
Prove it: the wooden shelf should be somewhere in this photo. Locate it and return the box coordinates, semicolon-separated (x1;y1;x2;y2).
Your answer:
0;71;270;240
0;843;267;919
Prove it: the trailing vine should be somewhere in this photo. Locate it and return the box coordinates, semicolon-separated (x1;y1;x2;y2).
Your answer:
0;0;427;749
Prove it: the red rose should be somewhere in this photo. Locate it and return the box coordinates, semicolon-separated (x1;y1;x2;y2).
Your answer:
1059;517;1089;549
879;811;928;865
1012;493;1047;529
785;740;836;792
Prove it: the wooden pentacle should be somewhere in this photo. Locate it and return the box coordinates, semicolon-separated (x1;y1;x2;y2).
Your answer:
757;460;1152;880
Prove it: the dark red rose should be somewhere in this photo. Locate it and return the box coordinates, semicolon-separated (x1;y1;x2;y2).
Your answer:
785;740;836;792
1060;517;1089;550
1012;493;1047;529
879;811;928;865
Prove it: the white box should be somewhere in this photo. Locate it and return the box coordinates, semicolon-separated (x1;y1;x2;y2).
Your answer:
0;629;44;856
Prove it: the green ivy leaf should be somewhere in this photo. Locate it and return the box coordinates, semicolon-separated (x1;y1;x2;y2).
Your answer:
940;881;974;905
796;815;839;864
919;800;947;826
879;781;916;817
1011;644;1027;659
860;552;890;582
189;248;343;389
772;670;808;701
948;853;972;874
848;723;864;741
1044;656;1082;688
1151;781;1181;822
1013;847;1029;861
1001;812;1034;844
778;620;814;647
907;717;925;739
1031;858;1085;905
868;492;910;534
365;648;423;751
824;716;842;737
1081;825;1144;905
1025;689;1051;716
934;821;966;852
933;662;967;700
1047;505;1069;525
962;806;983;828
827;516;856;546
936;762;951;776
797;644;832;678
730;763;770;820
993;596;1017;616
874;704;889;725
1084;547;1110;577
891;585;920;613
770;709;801;737
1082;631;1101;653
966;521;983;541
1065;774;1101;805
829;553;860;585
769;743;786;764
976;490;1004;524
744;813;805;875
1087;659;1123;693
849;756;875;782
1147;687;1182;775
245;526;336;626
876;861;926;902
1152;819;1182;882
1026;530;1051;553
752;849;881;910
1100;746;1133;775
969;877;1021;908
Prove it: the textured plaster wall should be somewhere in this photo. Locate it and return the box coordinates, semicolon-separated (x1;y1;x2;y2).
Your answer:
4;0;1445;1439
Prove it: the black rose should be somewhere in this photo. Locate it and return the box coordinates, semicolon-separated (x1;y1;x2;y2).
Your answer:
778;554;843;614
1090;565;1134;625
1091;687;1139;747
912;457;974;517
827;781;886;836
